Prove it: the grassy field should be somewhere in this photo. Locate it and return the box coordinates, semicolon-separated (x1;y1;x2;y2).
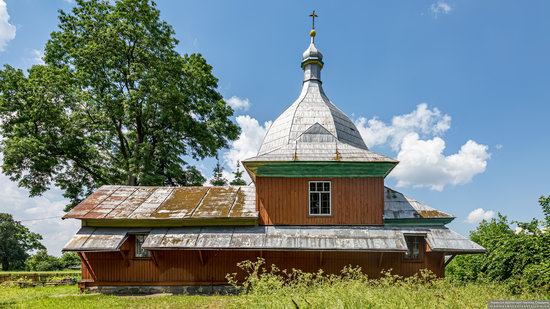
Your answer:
0;282;547;309
0;270;79;276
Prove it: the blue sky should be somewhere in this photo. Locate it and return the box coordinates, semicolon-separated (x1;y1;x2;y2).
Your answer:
0;0;549;255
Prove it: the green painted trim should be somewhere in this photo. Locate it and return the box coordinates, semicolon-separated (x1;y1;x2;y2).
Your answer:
83;217;258;228
384;217;455;227
244;161;397;178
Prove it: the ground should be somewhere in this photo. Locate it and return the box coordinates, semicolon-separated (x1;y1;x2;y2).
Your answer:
0;283;547;308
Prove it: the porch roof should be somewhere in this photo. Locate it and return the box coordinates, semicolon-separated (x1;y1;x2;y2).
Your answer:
63;227;149;252
140;226;484;253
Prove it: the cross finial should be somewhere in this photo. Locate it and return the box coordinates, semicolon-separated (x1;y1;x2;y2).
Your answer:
309;10;318;30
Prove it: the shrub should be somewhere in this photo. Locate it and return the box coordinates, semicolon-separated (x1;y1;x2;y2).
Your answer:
446;195;550;294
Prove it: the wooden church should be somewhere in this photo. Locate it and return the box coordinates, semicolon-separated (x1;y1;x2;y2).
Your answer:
63;18;484;293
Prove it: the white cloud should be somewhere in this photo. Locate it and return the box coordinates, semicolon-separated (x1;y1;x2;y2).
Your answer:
0;0;16;52
226;96;251;111
390;133;490;190
0;152;79;256
224;115;271;182
495;144;503;150
31;49;45;65
355;103;451;151
430;1;453;17
356;103;490;191
465;208;495;224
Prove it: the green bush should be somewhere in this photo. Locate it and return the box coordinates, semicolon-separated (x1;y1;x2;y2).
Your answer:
446;195;550;294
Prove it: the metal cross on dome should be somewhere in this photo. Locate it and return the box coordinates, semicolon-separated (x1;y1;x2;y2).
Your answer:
309;10;318;29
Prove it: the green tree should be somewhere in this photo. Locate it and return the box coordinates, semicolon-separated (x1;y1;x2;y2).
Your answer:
60;252;81;269
25;250;64;271
0;213;44;271
0;0;237;210
230;161;247;186
446;195;550;293
210;159;228;186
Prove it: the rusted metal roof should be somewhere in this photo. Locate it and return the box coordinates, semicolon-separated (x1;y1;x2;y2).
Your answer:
142;226;408;252
383;187;454;220
63;227;149;252
63;185;257;221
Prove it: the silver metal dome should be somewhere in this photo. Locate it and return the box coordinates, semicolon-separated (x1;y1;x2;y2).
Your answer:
257;40;368;156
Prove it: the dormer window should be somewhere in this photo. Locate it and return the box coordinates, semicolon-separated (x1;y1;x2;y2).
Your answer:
309;181;331;215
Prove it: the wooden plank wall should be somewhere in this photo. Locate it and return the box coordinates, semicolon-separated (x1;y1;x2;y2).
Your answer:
81;238;444;286
256;177;384;225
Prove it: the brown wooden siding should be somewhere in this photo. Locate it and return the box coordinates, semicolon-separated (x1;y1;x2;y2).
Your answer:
81;237;444;286
256;177;384;225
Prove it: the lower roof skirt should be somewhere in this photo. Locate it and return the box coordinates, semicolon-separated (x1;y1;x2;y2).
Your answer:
63;226;485;254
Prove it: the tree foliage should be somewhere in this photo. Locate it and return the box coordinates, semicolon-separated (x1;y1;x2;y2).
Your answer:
446;195;550;293
59;252;82;269
0;213;44;271
230;161;247;186
0;0;238;210
210;158;228;186
25;250;64;271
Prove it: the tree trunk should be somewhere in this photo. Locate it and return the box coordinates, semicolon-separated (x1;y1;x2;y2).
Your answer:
128;174;137;186
2;257;9;271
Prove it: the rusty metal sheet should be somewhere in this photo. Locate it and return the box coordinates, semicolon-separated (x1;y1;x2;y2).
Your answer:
88;186;138;219
193;187;238;217
64;185;258;221
105;187;156;218
383;187;453;219
152;187;209;219
128;187;174;219
63;186;120;219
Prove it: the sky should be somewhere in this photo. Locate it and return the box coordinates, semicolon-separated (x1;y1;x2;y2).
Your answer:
0;0;549;256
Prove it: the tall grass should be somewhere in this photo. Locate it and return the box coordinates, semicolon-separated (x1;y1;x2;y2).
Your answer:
226;258;549;309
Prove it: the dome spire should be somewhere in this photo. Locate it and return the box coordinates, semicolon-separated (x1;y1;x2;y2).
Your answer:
302;10;323;82
309;10;318;43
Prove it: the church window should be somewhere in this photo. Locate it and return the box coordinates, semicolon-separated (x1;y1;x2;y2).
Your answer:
309;181;331;215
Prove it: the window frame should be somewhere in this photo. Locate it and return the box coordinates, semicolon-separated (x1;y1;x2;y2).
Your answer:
403;235;424;262
308;180;332;216
133;234;151;259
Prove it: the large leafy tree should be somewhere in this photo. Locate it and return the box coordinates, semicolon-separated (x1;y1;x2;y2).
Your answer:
0;213;45;271
0;0;239;210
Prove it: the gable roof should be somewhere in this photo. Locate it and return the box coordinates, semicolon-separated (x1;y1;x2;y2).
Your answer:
63;185;257;225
